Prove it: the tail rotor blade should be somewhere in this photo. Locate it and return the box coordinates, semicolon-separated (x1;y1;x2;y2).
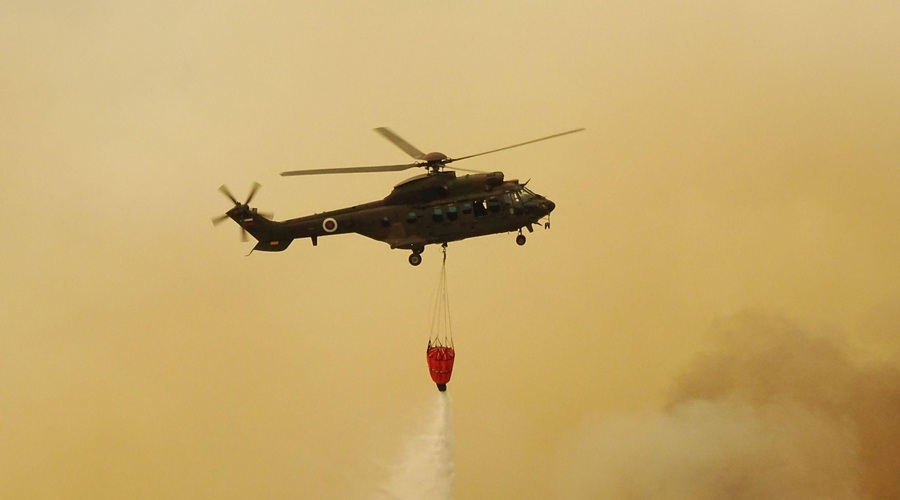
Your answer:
219;185;240;205
212;214;230;226
245;182;261;205
215;183;265;243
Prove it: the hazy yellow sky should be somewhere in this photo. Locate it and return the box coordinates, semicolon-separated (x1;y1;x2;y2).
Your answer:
2;1;899;498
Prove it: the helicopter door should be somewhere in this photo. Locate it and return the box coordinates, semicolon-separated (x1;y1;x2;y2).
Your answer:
473;200;487;217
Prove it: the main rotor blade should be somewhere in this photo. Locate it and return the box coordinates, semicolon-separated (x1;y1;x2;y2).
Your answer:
281;163;419;176
374;127;426;160
446;165;486;174
450;128;585;163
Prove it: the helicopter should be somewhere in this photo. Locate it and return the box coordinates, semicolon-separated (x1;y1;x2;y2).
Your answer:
213;127;583;266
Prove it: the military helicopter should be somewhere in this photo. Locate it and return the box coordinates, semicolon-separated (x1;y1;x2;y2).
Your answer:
213;127;583;266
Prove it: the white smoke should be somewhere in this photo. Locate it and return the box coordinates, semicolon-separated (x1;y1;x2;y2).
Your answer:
555;311;900;499
377;392;455;500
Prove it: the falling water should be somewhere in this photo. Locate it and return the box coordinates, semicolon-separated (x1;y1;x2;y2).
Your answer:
378;392;455;500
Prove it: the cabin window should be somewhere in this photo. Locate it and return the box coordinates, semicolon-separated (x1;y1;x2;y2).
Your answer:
487;198;502;213
432;207;443;222
447;205;458;221
473;200;487;217
407;212;417;223
461;202;473;215
504;192;522;214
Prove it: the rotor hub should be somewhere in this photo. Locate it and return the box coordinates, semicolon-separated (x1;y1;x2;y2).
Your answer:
420;152;448;163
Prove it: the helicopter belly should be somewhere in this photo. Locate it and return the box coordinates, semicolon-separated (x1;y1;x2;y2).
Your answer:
419;211;530;245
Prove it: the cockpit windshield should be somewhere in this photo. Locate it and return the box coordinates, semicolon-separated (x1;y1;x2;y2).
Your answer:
517;186;539;203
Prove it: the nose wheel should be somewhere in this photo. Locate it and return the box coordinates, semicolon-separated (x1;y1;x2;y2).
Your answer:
516;230;527;246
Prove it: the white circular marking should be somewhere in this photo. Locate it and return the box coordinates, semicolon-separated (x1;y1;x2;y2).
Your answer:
322;217;338;233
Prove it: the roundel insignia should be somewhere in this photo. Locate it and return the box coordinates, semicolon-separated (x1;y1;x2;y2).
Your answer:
322;217;338;233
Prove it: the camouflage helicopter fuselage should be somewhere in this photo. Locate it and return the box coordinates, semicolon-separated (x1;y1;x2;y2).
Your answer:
225;170;555;265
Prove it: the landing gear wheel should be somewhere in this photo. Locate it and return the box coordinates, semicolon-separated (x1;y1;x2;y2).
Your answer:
516;233;527;246
408;252;423;266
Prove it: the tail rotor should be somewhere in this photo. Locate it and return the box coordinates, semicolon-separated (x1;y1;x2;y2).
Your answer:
212;182;272;242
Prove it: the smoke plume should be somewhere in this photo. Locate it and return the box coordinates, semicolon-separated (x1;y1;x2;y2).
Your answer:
378;392;455;500
557;310;900;499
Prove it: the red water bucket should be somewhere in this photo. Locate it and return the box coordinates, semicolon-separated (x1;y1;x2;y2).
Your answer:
426;346;455;391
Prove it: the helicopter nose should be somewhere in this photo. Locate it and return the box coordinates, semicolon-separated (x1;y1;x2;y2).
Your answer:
544;200;556;213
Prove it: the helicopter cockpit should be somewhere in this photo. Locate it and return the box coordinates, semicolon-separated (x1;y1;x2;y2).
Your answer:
517;186;539;203
503;185;541;206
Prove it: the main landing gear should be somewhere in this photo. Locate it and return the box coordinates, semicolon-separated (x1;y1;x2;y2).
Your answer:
408;247;424;266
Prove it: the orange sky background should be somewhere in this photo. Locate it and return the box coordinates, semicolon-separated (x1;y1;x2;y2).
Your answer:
2;2;899;498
